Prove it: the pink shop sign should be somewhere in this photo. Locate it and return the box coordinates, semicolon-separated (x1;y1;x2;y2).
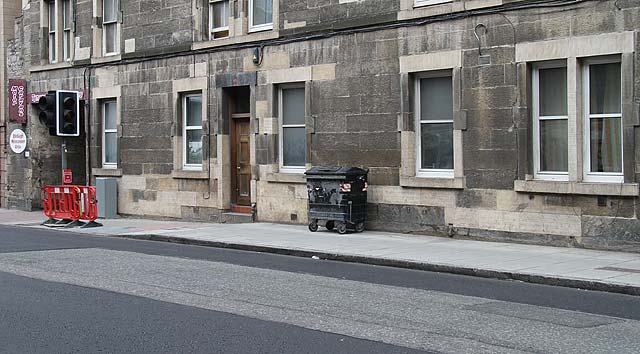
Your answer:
8;79;27;124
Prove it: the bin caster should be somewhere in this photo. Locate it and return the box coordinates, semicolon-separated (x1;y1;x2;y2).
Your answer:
355;222;365;233
325;221;335;231
336;222;347;235
308;220;318;232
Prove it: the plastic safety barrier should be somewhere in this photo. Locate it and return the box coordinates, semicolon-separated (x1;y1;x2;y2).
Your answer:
76;186;99;222
42;185;102;228
42;185;80;220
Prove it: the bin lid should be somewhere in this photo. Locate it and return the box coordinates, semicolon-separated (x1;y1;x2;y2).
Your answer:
305;166;368;177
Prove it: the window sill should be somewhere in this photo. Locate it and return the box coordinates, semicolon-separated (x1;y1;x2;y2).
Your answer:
265;172;306;184
91;54;121;65
248;24;274;34
29;62;74;73
92;168;123;177
400;176;466;189
414;0;453;8
171;170;209;180
514;180;639;196
192;30;279;51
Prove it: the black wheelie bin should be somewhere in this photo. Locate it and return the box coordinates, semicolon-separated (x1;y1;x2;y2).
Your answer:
305;166;368;234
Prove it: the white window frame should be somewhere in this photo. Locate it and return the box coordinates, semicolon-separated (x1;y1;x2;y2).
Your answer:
182;93;204;171
102;0;119;56
248;0;273;33
532;61;569;181
414;0;453;8
62;0;72;61
209;0;229;40
415;71;455;179
102;99;118;168
48;0;57;63
278;84;306;174
582;57;623;183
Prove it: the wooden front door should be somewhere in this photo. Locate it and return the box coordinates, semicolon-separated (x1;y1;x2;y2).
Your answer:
231;116;251;210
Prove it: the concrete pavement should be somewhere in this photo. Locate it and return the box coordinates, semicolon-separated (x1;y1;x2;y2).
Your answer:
2;208;640;295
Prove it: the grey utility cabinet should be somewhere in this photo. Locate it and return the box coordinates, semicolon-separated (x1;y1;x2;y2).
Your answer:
96;177;118;219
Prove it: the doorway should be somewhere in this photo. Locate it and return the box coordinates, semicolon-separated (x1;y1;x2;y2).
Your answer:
227;87;251;214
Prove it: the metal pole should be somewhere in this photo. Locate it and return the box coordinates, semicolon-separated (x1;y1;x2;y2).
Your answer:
61;138;67;172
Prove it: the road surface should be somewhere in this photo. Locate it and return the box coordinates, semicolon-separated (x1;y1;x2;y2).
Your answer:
1;225;640;353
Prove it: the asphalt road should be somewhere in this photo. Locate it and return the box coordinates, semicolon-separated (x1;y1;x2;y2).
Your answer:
1;226;640;354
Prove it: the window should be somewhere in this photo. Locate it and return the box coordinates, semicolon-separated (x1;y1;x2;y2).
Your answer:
415;73;454;178
209;0;229;40
48;0;57;63
249;0;272;32
103;0;119;55
584;59;622;183
532;63;568;180
102;100;118;167
183;94;203;169
279;86;306;172
62;0;72;61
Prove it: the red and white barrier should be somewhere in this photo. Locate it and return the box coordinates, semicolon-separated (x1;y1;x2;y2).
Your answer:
42;185;101;228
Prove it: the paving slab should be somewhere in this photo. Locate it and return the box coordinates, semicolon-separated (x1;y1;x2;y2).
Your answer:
1;209;640;295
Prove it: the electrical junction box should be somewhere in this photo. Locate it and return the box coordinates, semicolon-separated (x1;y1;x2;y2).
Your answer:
96;177;118;219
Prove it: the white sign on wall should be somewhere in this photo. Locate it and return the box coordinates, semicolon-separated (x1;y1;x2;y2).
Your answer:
9;129;27;154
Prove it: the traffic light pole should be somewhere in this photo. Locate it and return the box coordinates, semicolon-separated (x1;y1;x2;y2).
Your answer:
61;138;67;171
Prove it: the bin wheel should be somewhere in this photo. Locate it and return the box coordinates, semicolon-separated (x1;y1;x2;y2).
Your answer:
355;222;365;233
336;222;347;235
308;221;318;232
325;221;335;230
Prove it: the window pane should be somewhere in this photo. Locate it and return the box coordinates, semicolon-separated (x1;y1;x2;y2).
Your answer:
104;101;117;130
539;67;567;116
252;0;273;27
421;122;453;170
49;34;56;62
539;119;568;172
49;2;56;30
589;63;621;115
104;0;117;22
104;132;117;164
420;76;453;121
590;118;622;173
283;127;305;167
186;95;202;127
282;88;305;126
235;97;250;114
186;130;203;165
63;0;72;28
211;1;228;29
105;23;116;53
63;31;71;60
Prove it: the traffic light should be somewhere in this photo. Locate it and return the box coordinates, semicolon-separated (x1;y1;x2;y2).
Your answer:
38;91;56;136
56;90;80;137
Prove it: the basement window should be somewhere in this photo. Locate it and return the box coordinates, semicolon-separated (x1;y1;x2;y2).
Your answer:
532;62;569;181
279;85;306;173
102;99;118;168
583;58;623;183
415;72;454;178
183;94;204;170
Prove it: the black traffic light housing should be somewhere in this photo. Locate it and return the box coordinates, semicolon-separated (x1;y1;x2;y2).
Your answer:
56;90;80;137
38;91;56;136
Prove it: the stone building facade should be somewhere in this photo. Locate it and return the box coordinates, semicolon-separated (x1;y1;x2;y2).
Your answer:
4;0;640;251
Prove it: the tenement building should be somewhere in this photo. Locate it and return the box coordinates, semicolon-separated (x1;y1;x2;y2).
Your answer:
4;0;640;251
